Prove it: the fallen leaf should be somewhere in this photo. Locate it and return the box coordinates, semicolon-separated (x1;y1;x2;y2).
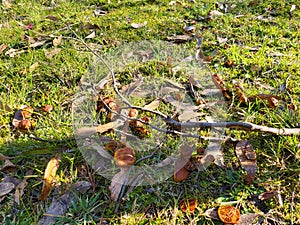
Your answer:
180;199;197;213
46;15;59;21
235;83;247;103
38;181;91;225
235;140;257;184
236;213;259;225
5;48;26;57
143;99;160;110
268;97;279;109
258;190;277;200
94;8;107;16
45;48;61;59
53;35;62;47
1;159;16;173
218;205;240;224
14;170;33;205
39;157;60;201
85;31;96;39
131;21;147;29
200;141;224;169
212;73;231;100
0;182;15;197
0;44;7;54
29;40;46;48
204;208;219;220
109;168;129;201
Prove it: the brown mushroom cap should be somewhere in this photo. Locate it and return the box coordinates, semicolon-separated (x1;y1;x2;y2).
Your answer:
174;167;189;182
114;147;136;167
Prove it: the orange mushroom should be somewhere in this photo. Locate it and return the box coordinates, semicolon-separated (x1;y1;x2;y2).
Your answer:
174;167;189;182
217;205;240;224
114;147;136;167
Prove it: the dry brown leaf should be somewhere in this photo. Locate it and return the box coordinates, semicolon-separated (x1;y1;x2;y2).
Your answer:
235;83;247;103
204;208;219;220
236;213;259;225
45;48;61;59
0;182;15;197
39;157;60;201
53;35;62;47
109;168;129;201
143;99;160;110
46;15;59;21
38;181;91;225
258;190;277;200
268;97;279;109
14;170;32;205
235;140;257;178
131;21;147;29
1;159;16;173
180;199;197;213
5;48;26;57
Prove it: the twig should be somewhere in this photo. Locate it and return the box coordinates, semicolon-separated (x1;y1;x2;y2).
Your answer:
165;119;300;135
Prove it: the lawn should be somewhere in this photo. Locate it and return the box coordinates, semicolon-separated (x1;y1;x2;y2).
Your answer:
0;0;299;224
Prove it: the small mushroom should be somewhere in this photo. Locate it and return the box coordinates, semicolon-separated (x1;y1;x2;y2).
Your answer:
174;167;189;182
217;205;240;224
114;147;136;167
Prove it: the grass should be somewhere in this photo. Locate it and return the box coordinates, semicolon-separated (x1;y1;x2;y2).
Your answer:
0;0;300;224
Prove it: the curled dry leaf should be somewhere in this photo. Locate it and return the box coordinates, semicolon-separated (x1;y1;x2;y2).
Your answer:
39;157;60;200
166;35;194;43
268;97;279;109
114;147;136;167
180;198;197;213
218;205;240;224
235;140;257;178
